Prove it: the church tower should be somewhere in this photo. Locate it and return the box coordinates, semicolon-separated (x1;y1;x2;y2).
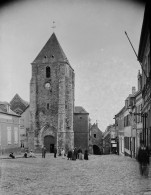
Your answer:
29;33;75;153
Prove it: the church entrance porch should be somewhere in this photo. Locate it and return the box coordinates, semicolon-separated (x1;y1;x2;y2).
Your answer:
44;135;55;153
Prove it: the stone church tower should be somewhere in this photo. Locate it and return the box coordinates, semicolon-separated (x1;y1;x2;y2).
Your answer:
29;33;75;153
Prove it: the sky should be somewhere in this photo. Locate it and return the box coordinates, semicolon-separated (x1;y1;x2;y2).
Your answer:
0;0;146;131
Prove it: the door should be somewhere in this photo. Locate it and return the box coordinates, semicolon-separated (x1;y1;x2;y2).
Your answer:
93;145;101;155
44;135;55;153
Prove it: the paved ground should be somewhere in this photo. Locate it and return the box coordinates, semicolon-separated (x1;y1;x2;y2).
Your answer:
0;154;151;195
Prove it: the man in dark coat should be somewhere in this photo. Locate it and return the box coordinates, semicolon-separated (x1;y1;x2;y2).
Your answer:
72;149;76;160
84;149;88;160
67;149;72;160
54;146;57;158
42;146;47;158
137;141;150;177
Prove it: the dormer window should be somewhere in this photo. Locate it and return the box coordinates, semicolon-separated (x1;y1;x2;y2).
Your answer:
46;66;51;78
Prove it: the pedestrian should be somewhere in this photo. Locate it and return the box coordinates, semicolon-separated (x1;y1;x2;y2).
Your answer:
24;152;28;158
137;141;150;177
54;146;57;158
61;148;65;158
58;148;61;156
67;149;72;160
84;149;88;160
79;150;83;160
74;147;78;159
9;152;15;159
29;150;36;158
42;146;47;158
77;147;82;159
72;148;76;160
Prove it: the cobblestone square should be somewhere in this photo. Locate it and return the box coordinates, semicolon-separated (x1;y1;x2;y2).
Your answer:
0;154;151;195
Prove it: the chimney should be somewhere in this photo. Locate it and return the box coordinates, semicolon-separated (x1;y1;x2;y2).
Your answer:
132;86;136;95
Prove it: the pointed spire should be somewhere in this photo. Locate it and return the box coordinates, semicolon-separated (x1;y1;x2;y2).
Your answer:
32;33;69;64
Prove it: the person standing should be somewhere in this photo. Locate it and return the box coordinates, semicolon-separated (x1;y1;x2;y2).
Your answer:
54;146;57;158
72;148;76;160
78;147;82;159
61;148;65;159
79;149;83;160
84;149;88;160
67;149;72;160
137;141;150;177
42;146;47;158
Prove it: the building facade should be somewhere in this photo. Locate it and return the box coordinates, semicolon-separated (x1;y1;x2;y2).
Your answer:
114;107;125;156
115;84;143;158
89;123;103;154
73;106;89;152
20;106;30;150
0;102;20;155
103;124;116;154
138;1;151;151
29;33;75;153
10;94;30;150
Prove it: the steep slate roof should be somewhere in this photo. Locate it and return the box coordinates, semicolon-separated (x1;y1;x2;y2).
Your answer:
0;101;20;117
74;106;89;114
10;94;29;115
32;33;69;64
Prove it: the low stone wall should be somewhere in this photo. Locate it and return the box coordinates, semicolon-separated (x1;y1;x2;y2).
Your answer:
0;147;21;156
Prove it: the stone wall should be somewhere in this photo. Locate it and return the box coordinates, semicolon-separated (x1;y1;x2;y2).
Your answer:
73;113;89;152
30;61;74;153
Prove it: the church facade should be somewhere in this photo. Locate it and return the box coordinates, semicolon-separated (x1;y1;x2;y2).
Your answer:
29;33;75;153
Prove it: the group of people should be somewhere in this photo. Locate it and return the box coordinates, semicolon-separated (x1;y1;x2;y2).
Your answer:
9;146;89;160
9;150;36;159
52;146;89;160
66;147;89;161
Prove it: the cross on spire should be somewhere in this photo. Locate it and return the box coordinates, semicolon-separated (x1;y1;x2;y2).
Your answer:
52;21;56;32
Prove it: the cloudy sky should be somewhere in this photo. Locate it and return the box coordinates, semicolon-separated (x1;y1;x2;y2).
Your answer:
0;0;145;131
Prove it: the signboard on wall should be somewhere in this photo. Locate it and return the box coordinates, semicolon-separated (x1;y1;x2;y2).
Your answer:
112;144;117;147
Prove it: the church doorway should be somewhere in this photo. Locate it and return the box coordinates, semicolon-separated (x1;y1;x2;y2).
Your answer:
44;135;55;153
93;145;101;155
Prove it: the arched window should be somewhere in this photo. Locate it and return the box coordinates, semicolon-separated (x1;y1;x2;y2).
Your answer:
46;66;51;78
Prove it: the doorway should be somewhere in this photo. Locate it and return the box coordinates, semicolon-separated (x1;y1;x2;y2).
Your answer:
44;135;55;153
93;145;101;155
50;144;54;153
